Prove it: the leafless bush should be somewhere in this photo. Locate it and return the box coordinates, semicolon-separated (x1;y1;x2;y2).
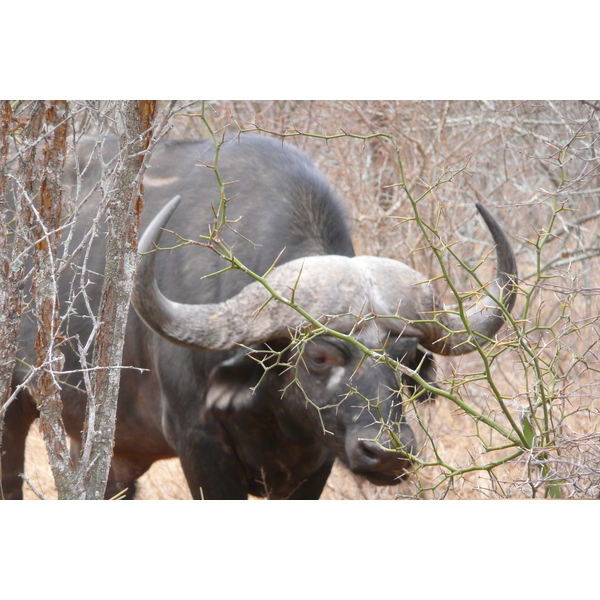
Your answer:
1;100;173;499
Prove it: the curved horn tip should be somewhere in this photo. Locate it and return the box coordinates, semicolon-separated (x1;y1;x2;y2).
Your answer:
473;202;515;248
138;194;182;255
475;199;518;309
160;194;183;223
475;200;494;225
429;200;518;355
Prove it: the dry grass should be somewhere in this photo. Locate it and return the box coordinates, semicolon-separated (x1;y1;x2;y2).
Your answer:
13;100;600;499
23;425;413;500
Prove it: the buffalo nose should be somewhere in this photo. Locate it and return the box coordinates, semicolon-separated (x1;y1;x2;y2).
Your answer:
350;439;413;485
346;423;416;485
363;420;415;464
358;439;411;469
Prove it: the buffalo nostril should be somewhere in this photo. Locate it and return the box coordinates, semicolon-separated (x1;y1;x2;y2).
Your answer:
360;439;385;461
346;437;414;485
358;438;414;467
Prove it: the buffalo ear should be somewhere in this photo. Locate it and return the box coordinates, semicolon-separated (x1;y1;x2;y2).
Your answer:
205;349;265;412
402;347;438;402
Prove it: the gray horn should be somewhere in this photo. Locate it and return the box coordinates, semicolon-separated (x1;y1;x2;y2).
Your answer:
132;196;517;354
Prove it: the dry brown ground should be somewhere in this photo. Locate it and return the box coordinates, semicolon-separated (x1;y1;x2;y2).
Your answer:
23;425;192;500
23;381;599;500
23;424;416;500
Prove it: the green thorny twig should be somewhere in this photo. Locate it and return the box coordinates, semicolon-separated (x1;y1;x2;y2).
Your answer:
394;135;586;498
174;109;574;496
391;137;579;497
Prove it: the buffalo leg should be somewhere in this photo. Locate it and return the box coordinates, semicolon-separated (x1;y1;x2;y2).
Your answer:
104;455;156;500
1;390;39;500
178;427;248;500
287;458;334;500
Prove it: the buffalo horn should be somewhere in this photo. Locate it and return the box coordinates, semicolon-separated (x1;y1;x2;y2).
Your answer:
132;196;517;355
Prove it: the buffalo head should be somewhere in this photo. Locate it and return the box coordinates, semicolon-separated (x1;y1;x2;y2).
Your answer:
131;195;517;490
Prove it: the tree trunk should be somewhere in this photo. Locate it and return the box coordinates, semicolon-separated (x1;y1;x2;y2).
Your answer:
31;101;74;497
0;102;25;474
2;101;163;500
79;101;157;499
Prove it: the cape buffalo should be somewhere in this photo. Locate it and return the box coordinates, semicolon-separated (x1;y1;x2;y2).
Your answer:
2;134;517;499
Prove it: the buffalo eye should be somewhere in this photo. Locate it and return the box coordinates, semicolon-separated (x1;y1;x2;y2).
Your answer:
302;340;347;375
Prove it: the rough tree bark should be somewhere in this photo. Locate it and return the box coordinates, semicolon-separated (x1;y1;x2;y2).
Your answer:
1;101;162;499
0;102;25;478
0;101;74;497
79;100;158;499
29;101;73;497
